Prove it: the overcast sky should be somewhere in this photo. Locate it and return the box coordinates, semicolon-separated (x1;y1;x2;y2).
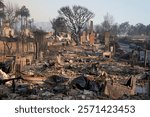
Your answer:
4;0;150;25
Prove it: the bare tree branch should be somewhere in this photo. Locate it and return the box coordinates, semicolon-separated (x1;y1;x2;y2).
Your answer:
58;5;94;44
5;1;19;28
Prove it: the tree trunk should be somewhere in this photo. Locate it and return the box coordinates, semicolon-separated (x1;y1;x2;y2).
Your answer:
26;17;28;28
22;36;24;54
21;16;23;30
55;30;57;40
72;33;80;45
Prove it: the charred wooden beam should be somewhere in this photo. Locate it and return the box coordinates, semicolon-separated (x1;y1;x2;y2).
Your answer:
0;76;24;85
0;76;24;93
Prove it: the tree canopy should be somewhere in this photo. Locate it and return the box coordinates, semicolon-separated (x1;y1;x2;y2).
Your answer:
51;16;68;34
58;5;94;44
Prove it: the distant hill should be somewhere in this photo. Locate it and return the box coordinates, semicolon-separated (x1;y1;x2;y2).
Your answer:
34;21;53;32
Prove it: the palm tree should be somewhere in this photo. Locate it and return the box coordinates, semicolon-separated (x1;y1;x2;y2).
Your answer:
16;5;30;30
15;6;30;54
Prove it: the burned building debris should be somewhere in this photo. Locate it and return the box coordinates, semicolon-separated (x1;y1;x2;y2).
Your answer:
0;14;150;100
0;38;150;100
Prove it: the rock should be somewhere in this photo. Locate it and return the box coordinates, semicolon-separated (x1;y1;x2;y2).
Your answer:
16;84;35;95
69;60;73;63
87;80;99;92
68;89;80;96
77;95;86;99
45;75;69;85
8;93;18;99
85;96;93;100
17;87;29;94
89;64;98;75
52;85;69;94
0;85;9;99
50;93;64;100
14;96;26;100
71;75;87;90
83;90;94;96
71;75;102;92
41;91;54;97
27;95;40;100
63;96;73;100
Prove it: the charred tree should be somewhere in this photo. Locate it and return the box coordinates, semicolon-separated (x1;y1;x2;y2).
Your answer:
58;5;94;45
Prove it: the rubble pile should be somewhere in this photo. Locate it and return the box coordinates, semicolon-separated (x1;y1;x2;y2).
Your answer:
0;42;150;100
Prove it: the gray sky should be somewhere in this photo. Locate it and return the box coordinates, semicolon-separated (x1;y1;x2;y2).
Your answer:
4;0;150;25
